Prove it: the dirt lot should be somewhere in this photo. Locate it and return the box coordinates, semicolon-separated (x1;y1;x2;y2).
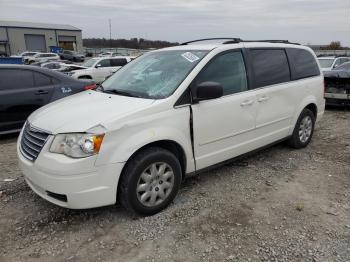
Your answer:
0;109;349;262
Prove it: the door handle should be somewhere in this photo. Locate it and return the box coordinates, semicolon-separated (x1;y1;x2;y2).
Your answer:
35;90;49;95
240;99;254;106
257;95;269;102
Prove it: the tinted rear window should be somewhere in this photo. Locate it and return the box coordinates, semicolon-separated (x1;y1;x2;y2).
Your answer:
111;58;128;67
0;69;34;90
250;49;290;88
286;48;320;80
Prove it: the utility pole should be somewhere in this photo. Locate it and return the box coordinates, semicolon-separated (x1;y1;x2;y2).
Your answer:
109;18;112;48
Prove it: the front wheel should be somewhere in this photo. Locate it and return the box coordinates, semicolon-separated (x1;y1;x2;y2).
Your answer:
288;108;315;148
119;147;182;216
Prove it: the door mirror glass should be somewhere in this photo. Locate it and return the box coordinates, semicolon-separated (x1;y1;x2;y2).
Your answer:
193;81;223;102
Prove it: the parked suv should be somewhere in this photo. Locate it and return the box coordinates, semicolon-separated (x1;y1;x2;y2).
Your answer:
24;53;60;64
59;50;85;62
17;39;325;215
0;65;95;134
69;56;132;83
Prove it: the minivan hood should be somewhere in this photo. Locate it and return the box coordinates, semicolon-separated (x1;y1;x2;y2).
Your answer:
28;91;155;133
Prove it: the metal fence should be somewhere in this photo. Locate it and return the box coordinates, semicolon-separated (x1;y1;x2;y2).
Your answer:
314;50;350;56
83;47;150;57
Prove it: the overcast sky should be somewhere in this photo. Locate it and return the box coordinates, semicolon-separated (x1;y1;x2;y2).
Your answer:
0;0;349;45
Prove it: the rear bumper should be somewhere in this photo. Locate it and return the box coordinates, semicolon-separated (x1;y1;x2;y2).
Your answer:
325;93;350;106
17;136;125;209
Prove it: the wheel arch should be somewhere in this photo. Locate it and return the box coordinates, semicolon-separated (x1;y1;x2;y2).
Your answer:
78;75;92;79
289;96;318;135
305;103;317;120
121;139;187;181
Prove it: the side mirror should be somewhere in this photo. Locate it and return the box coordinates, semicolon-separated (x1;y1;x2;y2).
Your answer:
192;81;223;102
95;64;101;68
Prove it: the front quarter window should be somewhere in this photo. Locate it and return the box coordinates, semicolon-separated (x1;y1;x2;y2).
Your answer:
101;50;208;99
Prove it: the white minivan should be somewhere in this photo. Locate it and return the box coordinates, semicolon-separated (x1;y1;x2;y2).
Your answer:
17;39;325;215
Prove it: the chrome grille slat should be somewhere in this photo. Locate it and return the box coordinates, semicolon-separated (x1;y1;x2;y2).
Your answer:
27;131;47;141
23;132;45;147
21;142;38;157
19;146;34;161
22;137;40;152
20;123;49;162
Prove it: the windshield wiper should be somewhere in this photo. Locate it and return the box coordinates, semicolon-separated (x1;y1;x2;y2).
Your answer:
94;83;104;92
103;89;141;98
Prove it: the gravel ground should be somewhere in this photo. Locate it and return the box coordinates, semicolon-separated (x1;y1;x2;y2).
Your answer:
0;109;349;262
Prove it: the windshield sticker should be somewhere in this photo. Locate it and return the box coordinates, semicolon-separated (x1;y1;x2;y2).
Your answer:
181;52;200;63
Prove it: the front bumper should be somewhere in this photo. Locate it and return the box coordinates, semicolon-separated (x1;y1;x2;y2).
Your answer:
17;134;125;209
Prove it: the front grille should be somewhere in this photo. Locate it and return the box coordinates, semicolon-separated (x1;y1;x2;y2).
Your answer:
20;123;50;161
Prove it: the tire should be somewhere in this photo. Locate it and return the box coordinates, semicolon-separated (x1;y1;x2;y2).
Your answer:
119;147;182;216
288;108;315;149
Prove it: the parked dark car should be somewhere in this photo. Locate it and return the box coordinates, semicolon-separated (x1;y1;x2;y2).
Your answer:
59;50;85;62
324;62;350;106
0;65;96;134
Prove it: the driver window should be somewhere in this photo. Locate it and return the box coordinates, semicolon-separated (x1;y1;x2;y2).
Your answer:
195;51;248;96
97;59;111;68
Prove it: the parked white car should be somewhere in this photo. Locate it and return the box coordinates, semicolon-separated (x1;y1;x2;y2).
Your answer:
69;56;132;82
17;39;325;215
98;51;119;57
24;53;60;64
318;56;350;71
11;51;40;58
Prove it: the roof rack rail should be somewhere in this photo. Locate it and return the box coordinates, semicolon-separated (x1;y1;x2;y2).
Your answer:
181;38;242;45
243;40;300;45
180;38;300;46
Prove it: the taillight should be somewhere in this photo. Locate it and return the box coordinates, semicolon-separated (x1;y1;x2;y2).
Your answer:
84;84;97;90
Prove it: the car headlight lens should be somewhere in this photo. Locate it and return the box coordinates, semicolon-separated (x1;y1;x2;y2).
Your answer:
50;133;104;158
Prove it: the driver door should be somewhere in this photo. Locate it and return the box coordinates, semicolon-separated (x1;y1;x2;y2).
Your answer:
94;59;112;82
191;50;257;170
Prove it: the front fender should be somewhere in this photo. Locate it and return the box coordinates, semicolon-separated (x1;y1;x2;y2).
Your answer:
95;106;195;173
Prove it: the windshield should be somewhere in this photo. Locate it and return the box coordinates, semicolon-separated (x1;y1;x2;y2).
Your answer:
101;50;208;99
83;58;97;68
318;58;334;68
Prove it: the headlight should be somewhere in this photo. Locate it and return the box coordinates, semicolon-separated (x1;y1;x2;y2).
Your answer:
50;133;104;158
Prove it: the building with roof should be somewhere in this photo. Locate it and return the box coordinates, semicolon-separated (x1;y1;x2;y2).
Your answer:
0;21;82;55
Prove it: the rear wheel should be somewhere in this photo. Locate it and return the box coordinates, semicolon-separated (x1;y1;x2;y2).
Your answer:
288;108;315;148
119;147;182;216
